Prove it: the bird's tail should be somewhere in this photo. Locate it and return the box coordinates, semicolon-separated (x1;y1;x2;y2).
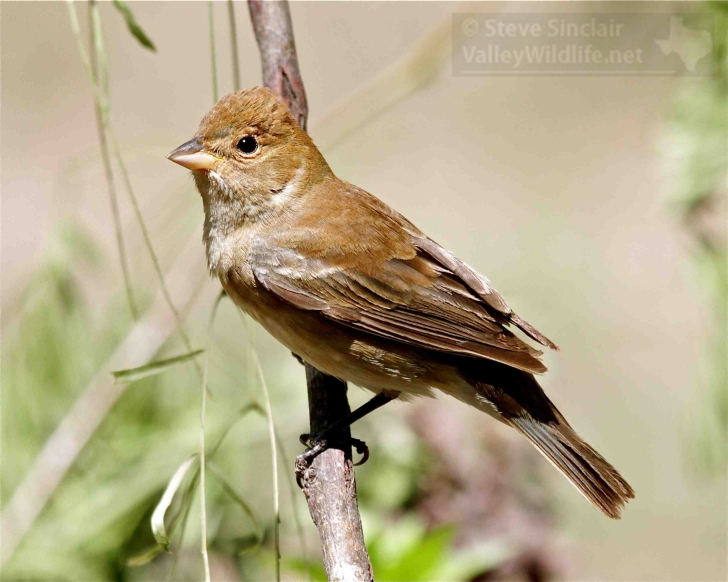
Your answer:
507;411;634;519
460;361;634;519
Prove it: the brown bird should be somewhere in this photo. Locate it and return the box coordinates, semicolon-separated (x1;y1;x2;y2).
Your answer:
168;87;634;519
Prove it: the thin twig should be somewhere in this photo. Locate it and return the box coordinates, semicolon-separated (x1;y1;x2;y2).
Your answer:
106;130;200;377
168;404;263;581
208;0;218;103
199;291;224;581
275;430;311;580
208;461;264;545
247;0;308;128
87;1;138;319
193;9;224;579
245;315;281;582
238;312;284;579
66;0;201;377
227;0;241;91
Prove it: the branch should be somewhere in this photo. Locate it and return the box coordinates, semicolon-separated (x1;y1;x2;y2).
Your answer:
247;2;373;580
302;366;374;581
248;0;308;130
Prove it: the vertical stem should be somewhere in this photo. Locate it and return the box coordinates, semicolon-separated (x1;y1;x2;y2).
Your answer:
276;434;312;580
238;312;282;581
107;130;199;370
200;292;224;582
88;0;138;320
303;366;373;582
208;0;219;103
68;1;201;377
257;356;281;581
227;0;241;91
247;0;308;129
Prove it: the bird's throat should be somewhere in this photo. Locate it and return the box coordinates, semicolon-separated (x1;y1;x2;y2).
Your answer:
197;171;263;273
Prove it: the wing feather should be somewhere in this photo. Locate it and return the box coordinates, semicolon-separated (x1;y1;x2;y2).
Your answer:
249;181;556;373
253;250;551;374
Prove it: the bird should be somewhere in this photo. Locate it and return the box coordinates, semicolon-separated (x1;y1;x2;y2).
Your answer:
168;86;634;519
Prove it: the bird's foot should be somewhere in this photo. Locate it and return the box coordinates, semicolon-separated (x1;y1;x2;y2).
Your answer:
295;433;370;488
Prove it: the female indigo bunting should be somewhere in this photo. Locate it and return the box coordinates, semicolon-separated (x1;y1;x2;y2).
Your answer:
168;87;634;518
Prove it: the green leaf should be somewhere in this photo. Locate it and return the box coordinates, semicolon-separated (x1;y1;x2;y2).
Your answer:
151;454;199;551
126;545;163;567
112;0;156;51
112;350;204;384
207;462;264;549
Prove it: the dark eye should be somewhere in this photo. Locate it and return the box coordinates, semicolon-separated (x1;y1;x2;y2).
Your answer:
236;136;258;154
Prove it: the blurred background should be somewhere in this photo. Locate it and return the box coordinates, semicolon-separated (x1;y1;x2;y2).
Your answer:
1;1;726;580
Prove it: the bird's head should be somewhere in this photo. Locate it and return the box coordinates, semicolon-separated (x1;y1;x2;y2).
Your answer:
168;86;330;224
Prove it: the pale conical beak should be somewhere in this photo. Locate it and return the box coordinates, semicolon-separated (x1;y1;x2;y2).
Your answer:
167;137;218;171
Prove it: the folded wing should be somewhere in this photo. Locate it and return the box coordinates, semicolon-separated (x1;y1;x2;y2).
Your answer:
250;184;557;374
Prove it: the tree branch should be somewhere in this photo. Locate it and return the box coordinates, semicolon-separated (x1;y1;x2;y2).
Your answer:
248;0;308;130
247;2;373;580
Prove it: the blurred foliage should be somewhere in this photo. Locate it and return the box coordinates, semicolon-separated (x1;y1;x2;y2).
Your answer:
1;228;250;579
660;2;728;474
2;226;510;580
286;519;509;582
354;430;512;582
1;224;132;504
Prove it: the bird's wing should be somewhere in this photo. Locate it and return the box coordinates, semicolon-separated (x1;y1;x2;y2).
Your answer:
250;184;557;374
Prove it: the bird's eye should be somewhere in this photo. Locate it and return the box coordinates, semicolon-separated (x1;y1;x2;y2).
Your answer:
236;136;258;155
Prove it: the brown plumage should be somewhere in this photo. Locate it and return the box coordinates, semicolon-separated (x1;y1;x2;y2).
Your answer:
168;87;635;518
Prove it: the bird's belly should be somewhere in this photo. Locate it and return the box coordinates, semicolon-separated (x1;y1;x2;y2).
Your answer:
221;276;442;397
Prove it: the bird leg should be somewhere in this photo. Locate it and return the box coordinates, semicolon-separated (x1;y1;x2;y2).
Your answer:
295;391;399;487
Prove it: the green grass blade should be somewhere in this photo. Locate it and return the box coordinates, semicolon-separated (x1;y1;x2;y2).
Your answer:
239;312;281;581
199;292;225;582
88;0;138;320
126;545;164;567
207;462;264;547
112;0;156;51
227;0;241;91
111;349;204;384
152;454;199;551
208;0;218;102
275;433;312;579
68;0;199;373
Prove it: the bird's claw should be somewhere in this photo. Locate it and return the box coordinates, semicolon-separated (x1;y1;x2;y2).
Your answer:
295;433;370;488
351;437;370;466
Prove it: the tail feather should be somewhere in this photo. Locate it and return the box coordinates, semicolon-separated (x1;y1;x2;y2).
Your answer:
509;415;635;519
459;358;635;519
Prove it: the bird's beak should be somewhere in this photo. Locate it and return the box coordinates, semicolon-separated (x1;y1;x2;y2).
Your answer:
167;137;218;171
